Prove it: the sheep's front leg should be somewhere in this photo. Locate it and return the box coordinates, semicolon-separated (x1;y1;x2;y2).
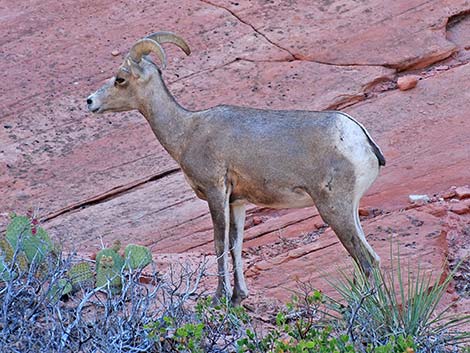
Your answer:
229;203;248;305
206;186;232;301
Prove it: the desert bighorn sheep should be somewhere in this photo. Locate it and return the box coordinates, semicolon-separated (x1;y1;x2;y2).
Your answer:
87;32;386;305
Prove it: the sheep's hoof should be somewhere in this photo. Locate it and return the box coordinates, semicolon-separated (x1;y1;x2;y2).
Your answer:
231;291;249;306
213;289;232;305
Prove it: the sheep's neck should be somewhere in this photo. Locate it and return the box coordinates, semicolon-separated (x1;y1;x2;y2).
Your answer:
138;77;190;162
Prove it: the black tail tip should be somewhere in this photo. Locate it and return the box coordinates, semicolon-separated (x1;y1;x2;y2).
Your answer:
378;155;386;167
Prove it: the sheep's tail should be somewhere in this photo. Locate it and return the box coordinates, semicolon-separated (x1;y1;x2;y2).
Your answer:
337;111;386;167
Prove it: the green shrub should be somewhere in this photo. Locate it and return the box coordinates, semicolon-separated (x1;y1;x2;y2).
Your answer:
325;253;470;352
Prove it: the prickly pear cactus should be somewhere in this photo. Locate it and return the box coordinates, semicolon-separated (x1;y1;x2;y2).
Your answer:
124;244;152;270
111;240;121;252
5;214;53;264
0;238;13;281
95;243;125;293
49;278;73;302
15;253;30;273
96;255;122;293
1;231;31;280
69;262;94;290
95;246;125;272
0;238;14;264
5;215;30;249
0;261;9;281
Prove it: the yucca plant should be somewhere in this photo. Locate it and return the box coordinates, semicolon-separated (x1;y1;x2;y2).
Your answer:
325;249;470;352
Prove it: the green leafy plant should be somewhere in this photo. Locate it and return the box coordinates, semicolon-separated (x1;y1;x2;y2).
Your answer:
147;296;249;352
237;291;355;353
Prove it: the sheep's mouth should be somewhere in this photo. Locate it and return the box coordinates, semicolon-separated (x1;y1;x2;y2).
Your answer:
89;107;101;113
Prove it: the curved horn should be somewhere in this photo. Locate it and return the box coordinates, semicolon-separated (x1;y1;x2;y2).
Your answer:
129;38;167;67
145;31;191;56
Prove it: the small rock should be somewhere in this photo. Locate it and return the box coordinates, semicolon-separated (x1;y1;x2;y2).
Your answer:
358;207;371;217
397;75;419;91
409;194;430;203
111;50;120;56
442;189;457;199
435;65;449;71
252;216;263;226
455;185;470;200
427;205;447;218
449;203;470;215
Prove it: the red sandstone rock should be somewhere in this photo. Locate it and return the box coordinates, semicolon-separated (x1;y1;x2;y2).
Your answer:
208;0;465;69
397;76;419;91
111;50;120;56
244;209;448;302
346;63;470;210
450;203;470;215
171;60;394;111
425;204;448;218
442;189;457;199
455;186;470;200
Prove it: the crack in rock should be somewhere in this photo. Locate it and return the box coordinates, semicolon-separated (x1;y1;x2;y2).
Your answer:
199;0;398;70
42;168;180;223
199;0;296;60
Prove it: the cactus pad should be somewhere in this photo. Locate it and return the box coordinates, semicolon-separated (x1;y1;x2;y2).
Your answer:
124;244;152;270
69;262;94;290
0;238;14;264
96;255;122;293
96;247;125;271
5;215;53;264
5;215;31;249
49;278;73;302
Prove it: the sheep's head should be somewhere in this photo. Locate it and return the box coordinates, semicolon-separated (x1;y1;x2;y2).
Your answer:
87;32;190;114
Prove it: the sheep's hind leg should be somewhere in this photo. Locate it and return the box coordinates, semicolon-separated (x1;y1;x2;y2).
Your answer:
312;186;379;276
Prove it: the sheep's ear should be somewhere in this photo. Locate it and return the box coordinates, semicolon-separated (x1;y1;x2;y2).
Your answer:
127;58;144;78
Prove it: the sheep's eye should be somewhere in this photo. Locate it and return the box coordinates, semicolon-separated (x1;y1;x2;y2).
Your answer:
115;77;126;85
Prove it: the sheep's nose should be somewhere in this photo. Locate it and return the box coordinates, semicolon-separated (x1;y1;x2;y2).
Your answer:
86;98;93;105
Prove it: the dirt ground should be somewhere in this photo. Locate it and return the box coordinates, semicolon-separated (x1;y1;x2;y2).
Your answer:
1;0;470;317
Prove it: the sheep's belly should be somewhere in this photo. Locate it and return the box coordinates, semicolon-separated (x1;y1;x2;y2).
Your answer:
234;187;314;209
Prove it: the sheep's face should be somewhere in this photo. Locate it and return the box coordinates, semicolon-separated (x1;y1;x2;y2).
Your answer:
87;59;156;114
